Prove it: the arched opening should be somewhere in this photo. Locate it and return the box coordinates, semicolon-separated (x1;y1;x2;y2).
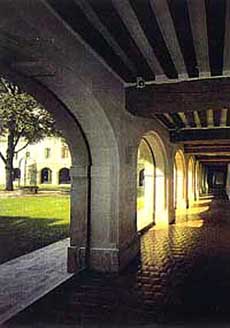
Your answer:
0;71;91;272
41;168;52;184
0;61;124;273
136;131;169;228
174;150;186;210
137;139;155;231
59;168;71;184
188;157;195;207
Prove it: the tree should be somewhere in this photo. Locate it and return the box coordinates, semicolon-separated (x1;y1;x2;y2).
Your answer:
0;77;60;191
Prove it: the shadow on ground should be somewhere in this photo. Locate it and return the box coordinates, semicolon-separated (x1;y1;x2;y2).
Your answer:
0;216;69;264
6;193;230;327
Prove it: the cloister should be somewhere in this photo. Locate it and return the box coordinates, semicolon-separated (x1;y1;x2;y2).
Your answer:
2;0;230;325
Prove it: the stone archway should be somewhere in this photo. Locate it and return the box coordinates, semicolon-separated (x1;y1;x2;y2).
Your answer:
136;138;155;231
188;156;195;207
0;67;92;273
59;168;70;184
174;150;186;210
41;167;52;184
0;62;124;272
137;131;169;227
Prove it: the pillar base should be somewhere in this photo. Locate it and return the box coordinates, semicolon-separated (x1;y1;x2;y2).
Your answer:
67;235;140;273
168;208;176;224
67;246;86;273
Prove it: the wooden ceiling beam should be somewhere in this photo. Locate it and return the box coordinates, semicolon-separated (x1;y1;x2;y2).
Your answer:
224;0;230;75
112;0;166;80
149;0;188;78
126;77;230;115
187;0;210;77
170;128;230;143
199;158;230;163
74;0;137;76
185;148;230;154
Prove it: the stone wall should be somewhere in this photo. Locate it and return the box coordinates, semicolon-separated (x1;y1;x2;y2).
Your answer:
0;0;178;272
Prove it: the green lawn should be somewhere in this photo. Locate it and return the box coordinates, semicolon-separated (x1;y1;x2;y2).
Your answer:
0;195;70;264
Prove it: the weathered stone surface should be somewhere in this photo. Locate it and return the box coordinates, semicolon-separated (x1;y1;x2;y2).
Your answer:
0;238;73;325
7;195;230;326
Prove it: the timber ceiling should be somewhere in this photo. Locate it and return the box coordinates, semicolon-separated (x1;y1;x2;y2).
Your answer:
2;0;230;163
47;0;227;83
46;0;230;164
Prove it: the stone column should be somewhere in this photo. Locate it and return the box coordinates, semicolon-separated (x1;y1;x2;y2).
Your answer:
67;165;89;273
199;163;204;196
185;155;190;209
226;164;230;199
194;161;199;200
88;164;120;272
168;156;176;224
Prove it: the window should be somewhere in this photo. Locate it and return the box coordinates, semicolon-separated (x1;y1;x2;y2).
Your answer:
40;168;52;184
59;168;71;184
44;147;51;159
61;145;69;159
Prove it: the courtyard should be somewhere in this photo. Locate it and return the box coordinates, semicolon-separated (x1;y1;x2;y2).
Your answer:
0;193;70;264
5;193;230;327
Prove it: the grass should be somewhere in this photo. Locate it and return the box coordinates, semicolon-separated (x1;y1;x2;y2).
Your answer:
0;195;70;264
0;192;144;265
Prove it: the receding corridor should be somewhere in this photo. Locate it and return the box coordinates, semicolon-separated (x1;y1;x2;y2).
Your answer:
2;2;230;326
5;191;230;327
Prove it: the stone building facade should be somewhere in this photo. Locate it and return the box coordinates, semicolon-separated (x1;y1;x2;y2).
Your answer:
0;137;71;187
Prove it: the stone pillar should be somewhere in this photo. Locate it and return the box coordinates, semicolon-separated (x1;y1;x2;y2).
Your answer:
199;163;204;196
88;164;120;272
67;165;89;273
194;161;200;200
204;168;209;193
226;164;230;199
185;155;189;209
168;158;176;224
201;165;208;194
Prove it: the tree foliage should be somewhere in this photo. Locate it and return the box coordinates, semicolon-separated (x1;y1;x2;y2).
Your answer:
0;77;60;190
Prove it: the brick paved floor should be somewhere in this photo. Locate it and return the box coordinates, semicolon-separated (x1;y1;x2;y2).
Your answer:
6;193;230;327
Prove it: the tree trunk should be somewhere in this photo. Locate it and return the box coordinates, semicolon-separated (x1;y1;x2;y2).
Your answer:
5;130;15;191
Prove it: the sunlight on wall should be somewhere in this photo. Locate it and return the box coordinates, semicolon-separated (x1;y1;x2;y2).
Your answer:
188;157;195;207
174;151;186;210
137;139;154;231
155;167;167;225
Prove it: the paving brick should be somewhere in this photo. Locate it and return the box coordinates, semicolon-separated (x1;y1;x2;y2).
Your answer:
6;196;230;326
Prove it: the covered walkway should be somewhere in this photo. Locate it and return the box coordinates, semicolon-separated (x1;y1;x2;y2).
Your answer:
5;193;230;327
0;238;73;325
